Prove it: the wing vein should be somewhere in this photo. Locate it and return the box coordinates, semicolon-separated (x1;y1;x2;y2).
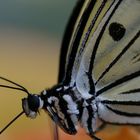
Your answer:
101;100;140;106
105;105;140;117
64;0;97;84
88;0;122;75
95;30;140;85
96;70;140;96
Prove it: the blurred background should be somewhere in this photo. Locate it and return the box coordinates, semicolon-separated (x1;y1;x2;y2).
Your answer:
0;0;80;140
0;1;139;140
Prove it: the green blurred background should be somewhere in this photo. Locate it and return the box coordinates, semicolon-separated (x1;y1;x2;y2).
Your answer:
0;0;76;38
0;1;90;140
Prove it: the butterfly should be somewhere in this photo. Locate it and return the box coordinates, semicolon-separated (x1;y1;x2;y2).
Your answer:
0;0;140;140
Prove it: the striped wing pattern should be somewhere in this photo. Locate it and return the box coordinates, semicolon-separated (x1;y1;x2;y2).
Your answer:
1;0;140;139
61;0;140;136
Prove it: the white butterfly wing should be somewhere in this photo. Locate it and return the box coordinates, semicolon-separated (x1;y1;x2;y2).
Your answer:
76;0;140;124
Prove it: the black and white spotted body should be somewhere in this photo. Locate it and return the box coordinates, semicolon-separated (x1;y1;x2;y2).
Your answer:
22;84;103;138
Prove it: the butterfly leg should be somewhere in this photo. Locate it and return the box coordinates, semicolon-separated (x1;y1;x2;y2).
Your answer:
90;134;101;140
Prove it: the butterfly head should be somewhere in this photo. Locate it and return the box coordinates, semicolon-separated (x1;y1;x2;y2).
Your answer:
22;94;44;119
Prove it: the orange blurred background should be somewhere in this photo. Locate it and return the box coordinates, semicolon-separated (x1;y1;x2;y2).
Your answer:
0;1;75;140
0;1;140;140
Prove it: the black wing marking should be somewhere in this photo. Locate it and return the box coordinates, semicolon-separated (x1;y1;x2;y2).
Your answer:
62;0;98;85
76;0;121;98
59;0;85;83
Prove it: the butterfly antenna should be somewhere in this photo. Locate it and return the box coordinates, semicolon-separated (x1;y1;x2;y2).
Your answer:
0;76;29;95
0;111;24;134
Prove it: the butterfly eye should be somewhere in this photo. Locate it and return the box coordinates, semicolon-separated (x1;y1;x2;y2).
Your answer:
109;22;126;41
